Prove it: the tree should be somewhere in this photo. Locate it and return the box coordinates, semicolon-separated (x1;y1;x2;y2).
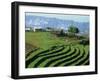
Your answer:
46;27;51;30
67;25;79;37
68;25;79;34
60;29;64;36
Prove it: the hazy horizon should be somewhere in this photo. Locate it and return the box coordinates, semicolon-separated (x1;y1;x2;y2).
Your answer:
26;12;89;23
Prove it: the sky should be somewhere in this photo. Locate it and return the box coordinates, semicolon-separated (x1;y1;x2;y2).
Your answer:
25;12;89;23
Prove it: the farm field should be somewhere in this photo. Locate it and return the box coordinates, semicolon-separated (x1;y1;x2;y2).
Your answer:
25;31;89;68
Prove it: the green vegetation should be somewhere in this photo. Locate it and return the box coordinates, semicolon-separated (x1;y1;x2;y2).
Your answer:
25;32;69;51
25;29;89;68
67;26;80;37
25;44;89;68
68;25;79;34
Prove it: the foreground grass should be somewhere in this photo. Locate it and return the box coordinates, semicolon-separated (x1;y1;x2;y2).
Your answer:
26;44;89;68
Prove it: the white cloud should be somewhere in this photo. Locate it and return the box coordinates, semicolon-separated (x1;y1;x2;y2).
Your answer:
34;18;41;25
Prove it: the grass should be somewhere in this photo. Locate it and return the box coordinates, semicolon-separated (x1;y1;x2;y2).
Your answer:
25;32;66;50
49;47;79;67
25;31;89;68
28;46;69;67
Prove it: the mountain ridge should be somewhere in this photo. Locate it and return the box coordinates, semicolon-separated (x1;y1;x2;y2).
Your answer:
25;15;89;33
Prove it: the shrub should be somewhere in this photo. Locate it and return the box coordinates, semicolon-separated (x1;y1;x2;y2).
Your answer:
79;39;89;45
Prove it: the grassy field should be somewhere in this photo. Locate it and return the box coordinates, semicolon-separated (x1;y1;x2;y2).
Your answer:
26;32;69;50
25;31;89;68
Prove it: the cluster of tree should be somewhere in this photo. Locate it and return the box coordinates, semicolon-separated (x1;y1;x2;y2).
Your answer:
57;25;89;45
58;29;66;37
68;26;89;45
67;25;79;37
57;25;79;37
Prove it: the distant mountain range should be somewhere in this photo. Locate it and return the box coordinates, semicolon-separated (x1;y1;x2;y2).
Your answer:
25;15;89;34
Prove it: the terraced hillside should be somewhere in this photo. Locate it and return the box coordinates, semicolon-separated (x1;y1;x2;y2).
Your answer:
25;44;89;68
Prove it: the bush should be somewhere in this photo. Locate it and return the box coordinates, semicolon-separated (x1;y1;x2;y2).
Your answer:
79;39;89;45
